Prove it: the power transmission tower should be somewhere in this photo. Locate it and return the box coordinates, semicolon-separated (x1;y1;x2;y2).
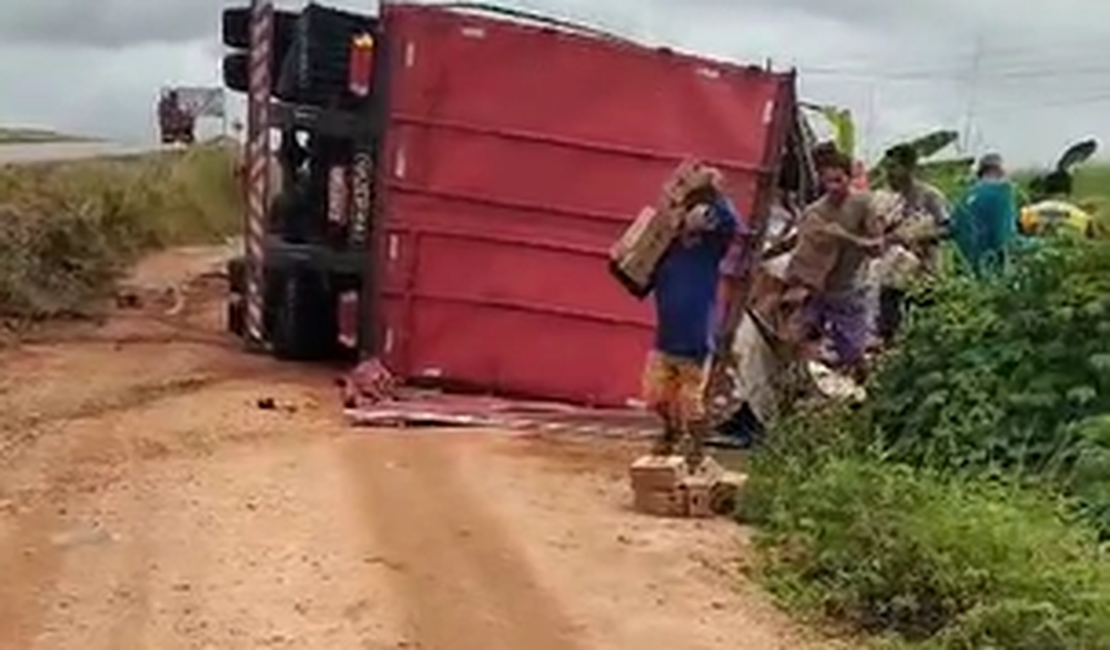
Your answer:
858;82;879;161
960;32;984;152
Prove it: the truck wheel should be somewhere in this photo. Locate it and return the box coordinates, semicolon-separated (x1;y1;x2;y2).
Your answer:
227;299;245;336
227;256;247;294
269;268;338;361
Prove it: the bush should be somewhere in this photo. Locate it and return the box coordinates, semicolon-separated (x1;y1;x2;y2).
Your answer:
741;236;1110;647
0;144;241;321
741;412;1110;648
867;237;1110;532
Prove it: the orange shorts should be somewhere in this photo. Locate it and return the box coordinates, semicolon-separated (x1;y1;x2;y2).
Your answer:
641;351;708;424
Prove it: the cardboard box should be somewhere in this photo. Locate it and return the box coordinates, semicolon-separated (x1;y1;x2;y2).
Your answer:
630;455;688;492
709;471;748;515
661;160;717;206
633;486;687;517
630;455;745;518
630;455;689;517
680;475;714;518
609;161;719;299
609;206;677;298
784;216;840;292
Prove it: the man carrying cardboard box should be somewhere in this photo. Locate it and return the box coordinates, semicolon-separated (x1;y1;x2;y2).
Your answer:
642;165;740;469
784;149;884;381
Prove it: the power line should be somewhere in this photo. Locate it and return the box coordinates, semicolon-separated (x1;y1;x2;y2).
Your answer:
804;63;1110;83
974;90;1110;115
793;31;1110;158
797;37;1110;76
861;82;879;160
795;42;1110;83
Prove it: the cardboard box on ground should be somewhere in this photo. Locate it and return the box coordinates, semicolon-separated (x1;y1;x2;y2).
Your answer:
608;160;721;298
629;455;746;518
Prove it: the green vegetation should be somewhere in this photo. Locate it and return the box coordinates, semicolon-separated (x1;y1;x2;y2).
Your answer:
744;443;1110;648
870;237;1110;533
741;236;1110;647
0;127;89;143
744;114;1110;645
1073;163;1110;231
0;144;241;324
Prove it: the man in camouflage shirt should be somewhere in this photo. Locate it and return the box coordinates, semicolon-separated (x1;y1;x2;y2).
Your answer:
874;144;950;343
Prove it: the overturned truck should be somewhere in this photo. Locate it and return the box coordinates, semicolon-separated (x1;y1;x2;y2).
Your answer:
221;1;814;408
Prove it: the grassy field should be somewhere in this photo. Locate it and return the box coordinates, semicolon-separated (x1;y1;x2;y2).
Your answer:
0;127;89;144
0;143;241;327
1069;162;1110;216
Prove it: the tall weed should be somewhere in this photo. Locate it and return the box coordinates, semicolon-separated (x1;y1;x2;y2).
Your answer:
742;409;1110;648
869;237;1110;533
0;144;240;321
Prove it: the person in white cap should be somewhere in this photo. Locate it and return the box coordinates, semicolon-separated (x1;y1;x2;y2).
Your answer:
951;153;1019;277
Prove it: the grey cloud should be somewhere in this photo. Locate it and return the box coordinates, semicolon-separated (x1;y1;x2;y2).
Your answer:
0;0;232;48
0;0;352;48
0;0;1108;166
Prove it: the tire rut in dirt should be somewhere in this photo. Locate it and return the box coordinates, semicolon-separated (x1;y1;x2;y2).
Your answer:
342;433;587;650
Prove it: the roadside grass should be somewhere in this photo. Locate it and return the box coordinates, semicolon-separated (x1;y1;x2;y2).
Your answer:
1072;161;1110;197
1072;163;1110;226
740;406;1110;650
738;230;1110;648
0;143;241;325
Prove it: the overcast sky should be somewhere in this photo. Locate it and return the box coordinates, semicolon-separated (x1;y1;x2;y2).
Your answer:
0;0;1106;168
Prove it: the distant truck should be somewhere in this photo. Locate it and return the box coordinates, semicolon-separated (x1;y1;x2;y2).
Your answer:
157;89;196;145
220;2;810;407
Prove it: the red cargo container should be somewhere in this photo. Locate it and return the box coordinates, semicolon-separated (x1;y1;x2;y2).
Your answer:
364;4;795;407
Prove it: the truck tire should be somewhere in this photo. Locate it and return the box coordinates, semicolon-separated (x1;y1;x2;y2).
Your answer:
227;256;247;294
227;299;245;336
269;267;338;361
225;257;247;336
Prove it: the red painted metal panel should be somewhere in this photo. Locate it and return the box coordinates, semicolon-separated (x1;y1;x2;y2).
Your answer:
375;4;794;406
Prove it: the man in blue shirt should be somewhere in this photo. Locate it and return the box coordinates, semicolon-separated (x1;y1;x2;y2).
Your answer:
643;170;739;468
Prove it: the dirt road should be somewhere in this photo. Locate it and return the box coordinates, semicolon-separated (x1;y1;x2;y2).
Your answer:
0;245;839;649
0;141;166;165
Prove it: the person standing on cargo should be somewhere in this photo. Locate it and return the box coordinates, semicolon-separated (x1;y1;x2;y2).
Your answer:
785;149;883;381
644;167;739;469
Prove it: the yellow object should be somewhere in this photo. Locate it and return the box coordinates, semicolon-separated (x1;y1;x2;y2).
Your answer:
1020;200;1094;237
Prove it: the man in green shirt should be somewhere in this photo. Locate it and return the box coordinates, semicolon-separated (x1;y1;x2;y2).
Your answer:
952;153;1019;277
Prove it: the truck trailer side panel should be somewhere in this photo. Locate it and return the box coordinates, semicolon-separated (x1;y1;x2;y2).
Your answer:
373;4;794;406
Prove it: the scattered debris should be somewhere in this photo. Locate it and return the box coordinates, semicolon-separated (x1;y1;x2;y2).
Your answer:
344;384;656;435
112;282;186;316
256;397;297;413
338;358;659;435
163;285;185;316
339;358;398;408
807;361;866;402
114;290;142;309
345;404;502;428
